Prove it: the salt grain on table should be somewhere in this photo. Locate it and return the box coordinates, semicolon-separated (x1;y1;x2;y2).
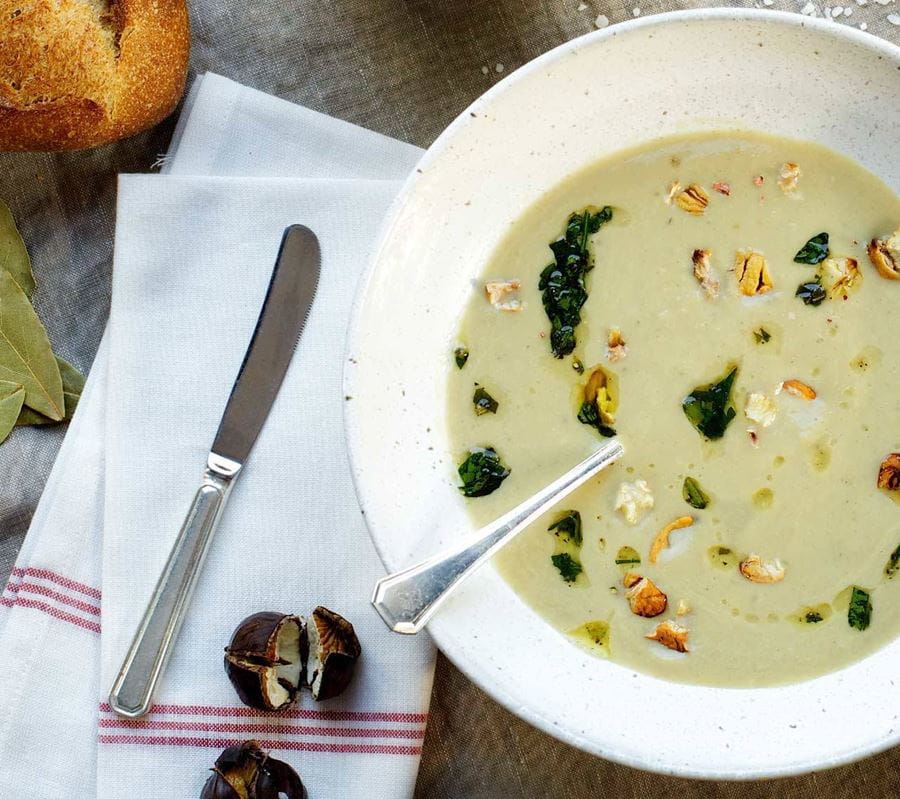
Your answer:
888;12;900;23
594;13;610;27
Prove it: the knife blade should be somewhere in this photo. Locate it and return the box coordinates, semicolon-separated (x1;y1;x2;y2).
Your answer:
109;225;320;719
212;225;320;466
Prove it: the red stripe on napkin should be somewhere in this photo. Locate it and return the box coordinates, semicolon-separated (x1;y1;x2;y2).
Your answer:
7;582;102;615
2;596;101;633
99;702;427;723
98;718;426;739
9;567;102;600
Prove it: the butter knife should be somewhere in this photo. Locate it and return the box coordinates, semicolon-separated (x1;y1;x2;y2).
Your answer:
109;225;321;719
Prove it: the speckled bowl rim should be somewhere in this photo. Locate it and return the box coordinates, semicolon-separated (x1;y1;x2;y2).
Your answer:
344;8;900;779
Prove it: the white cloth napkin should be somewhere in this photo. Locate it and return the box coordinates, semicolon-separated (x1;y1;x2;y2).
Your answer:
0;73;435;799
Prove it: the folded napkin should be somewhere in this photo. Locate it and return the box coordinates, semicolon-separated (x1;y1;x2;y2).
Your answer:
0;73;434;799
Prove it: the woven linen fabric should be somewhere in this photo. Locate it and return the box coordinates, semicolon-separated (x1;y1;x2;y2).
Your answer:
0;3;898;797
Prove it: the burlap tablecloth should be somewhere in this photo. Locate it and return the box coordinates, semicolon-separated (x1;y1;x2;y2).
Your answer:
1;2;897;796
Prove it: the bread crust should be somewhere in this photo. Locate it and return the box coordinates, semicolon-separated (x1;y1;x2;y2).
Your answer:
0;0;190;151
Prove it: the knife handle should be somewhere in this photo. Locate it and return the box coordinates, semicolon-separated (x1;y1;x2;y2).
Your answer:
108;456;240;718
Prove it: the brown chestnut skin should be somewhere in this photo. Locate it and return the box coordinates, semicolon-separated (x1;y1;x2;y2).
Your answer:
306;606;362;701
200;741;306;799
224;612;306;711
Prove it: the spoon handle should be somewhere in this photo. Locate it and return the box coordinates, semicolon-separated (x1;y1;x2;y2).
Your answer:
371;438;624;634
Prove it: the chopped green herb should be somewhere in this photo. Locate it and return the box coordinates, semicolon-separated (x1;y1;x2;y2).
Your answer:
793;232;829;265
796;278;826;306
577;401;616;437
457;447;510;497
454;347;469;369
548;510;582;545
884;544;900;579
682;476;710;509
753;327;771;344
682;366;738;440
804;611;824;624
539;206;613;358
572;357;585;375
614;545;641;567
848;586;872;631
472;385;498;415
549;511;584;584
551;553;583;584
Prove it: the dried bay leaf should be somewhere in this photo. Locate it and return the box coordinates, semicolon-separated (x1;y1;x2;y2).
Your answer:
0;380;25;444
16;356;84;426
0;269;64;420
0;200;35;298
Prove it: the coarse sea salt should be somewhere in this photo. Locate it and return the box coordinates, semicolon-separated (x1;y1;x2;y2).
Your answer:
481;65;489;75
577;2;588;9
801;2;817;14
633;7;641;15
888;12;900;23
595;13;610;27
873;0;892;6
860;19;868;26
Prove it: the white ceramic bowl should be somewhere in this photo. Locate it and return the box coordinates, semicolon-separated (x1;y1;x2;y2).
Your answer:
344;9;900;779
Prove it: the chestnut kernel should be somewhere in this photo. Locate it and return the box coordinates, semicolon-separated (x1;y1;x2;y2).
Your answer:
200;741;306;799
306;606;362;701
224;612;306;711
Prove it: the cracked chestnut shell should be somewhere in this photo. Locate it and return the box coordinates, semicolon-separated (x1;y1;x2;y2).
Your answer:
224;613;307;711
200;740;307;799
307;606;362;701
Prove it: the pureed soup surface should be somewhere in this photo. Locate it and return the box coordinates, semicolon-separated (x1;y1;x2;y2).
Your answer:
447;131;900;687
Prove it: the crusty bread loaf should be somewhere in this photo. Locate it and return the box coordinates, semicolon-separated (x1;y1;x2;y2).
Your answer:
0;0;190;151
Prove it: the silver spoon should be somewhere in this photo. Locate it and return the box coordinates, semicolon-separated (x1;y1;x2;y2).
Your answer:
371;438;624;634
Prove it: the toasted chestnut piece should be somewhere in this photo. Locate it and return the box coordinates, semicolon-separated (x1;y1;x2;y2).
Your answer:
224;613;306;711
200;741;307;799
306;606;362;701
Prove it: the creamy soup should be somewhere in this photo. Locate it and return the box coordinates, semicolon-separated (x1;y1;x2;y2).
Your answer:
447;131;900;687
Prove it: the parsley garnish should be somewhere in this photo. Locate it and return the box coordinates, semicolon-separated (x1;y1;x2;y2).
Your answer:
548;510;582;545
682;366;738;440
682;476;710;509
551;553;583;584
472;385;498;415
793;232;830;265
539;206;613;358
796;278;826;306
753;327;771;344
848;586;872;631
457;447;510;497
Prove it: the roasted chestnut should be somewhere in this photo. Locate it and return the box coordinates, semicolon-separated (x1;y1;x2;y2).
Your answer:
224;612;306;711
200;741;306;799
224;607;361;709
306;606;362;701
